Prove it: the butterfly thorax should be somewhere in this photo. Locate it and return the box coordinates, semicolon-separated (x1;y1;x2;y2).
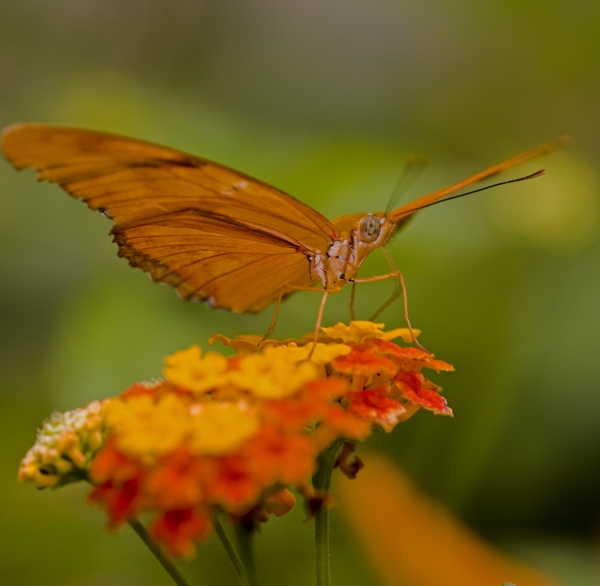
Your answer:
310;212;396;291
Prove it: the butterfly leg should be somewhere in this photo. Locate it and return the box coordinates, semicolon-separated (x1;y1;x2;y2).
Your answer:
349;282;357;321
369;278;401;321
314;290;329;344
351;250;428;352
261;288;286;342
295;290;330;359
261;284;328;344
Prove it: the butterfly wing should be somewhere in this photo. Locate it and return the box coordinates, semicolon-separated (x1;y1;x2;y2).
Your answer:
1;124;336;312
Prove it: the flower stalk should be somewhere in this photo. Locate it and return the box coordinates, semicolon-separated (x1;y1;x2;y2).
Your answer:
312;439;344;586
214;515;247;585
234;519;261;586
128;517;191;586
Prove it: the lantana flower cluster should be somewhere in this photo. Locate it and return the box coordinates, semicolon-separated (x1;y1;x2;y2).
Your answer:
19;321;453;557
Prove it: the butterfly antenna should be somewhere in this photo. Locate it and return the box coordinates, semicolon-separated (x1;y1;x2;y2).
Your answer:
385;155;428;213
394;170;545;218
390;135;570;222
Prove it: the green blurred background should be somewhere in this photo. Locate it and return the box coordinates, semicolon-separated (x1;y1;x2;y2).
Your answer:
1;0;599;584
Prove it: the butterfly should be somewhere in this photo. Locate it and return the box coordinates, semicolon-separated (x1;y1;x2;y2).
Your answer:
1;124;567;337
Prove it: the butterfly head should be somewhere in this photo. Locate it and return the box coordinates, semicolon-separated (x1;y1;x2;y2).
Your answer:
314;211;397;290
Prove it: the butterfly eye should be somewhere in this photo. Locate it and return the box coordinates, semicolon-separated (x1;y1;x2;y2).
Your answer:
359;214;381;243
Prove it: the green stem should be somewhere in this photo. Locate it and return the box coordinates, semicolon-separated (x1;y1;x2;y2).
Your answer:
234;520;261;586
214;515;247;586
312;439;343;586
127;517;191;586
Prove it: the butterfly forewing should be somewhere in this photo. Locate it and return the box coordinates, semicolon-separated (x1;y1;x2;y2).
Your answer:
1;124;335;311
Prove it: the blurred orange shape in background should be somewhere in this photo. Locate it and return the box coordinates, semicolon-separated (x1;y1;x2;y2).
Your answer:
338;454;560;586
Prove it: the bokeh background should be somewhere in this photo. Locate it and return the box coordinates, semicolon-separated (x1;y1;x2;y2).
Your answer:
1;1;599;584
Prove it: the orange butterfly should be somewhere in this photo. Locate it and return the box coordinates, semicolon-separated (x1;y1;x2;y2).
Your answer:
1;124;567;337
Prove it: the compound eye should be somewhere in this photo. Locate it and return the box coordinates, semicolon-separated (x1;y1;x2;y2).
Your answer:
359;214;381;243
